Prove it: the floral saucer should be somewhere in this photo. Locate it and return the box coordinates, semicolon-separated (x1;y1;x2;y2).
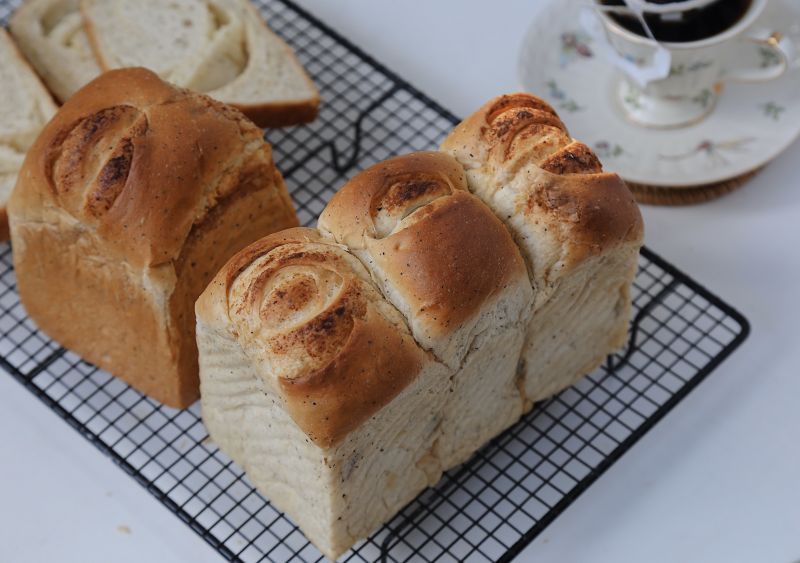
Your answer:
518;0;800;188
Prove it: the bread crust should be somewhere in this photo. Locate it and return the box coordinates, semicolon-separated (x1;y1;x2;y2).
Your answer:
233;98;320;128
231;0;320;128
197;228;428;447
318;152;530;361
441;92;644;274
9;68;299;407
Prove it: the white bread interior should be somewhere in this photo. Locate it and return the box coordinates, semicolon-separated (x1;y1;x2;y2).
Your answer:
9;0;101;103
0;28;58;239
81;0;319;126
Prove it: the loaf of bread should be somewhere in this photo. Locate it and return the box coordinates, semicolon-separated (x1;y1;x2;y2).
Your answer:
197;153;532;558
9;0;319;127
0;28;57;240
8;67;299;408
196;94;643;558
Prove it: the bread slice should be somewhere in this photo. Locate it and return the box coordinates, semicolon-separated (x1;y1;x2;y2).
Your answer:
81;0;320;127
9;0;102;103
0;28;58;240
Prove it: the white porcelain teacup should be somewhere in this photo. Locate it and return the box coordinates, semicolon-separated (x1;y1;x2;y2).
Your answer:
590;0;795;128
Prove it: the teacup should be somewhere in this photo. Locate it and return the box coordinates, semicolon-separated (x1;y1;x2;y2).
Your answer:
591;0;795;128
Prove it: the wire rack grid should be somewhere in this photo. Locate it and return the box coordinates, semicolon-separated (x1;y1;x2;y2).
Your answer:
0;0;749;562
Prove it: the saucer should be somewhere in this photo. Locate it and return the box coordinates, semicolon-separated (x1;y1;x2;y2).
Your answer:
518;0;800;188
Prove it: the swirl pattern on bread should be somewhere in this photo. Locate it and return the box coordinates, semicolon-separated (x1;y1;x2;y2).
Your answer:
199;228;427;448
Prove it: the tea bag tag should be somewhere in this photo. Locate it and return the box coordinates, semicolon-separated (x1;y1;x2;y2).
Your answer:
579;6;672;88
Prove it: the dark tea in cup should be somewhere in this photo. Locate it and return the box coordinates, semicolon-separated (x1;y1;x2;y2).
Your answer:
598;0;753;42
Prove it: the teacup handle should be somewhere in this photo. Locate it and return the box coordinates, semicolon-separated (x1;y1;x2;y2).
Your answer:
725;31;795;83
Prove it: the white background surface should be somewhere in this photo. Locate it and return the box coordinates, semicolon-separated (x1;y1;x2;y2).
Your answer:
2;1;800;562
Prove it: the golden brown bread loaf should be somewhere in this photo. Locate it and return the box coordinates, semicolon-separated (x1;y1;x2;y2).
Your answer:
9;67;299;407
196;94;644;558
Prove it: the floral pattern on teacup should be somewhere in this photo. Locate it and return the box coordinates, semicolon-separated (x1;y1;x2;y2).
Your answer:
669;60;714;77
560;31;593;67
623;88;643;110
623;85;714;109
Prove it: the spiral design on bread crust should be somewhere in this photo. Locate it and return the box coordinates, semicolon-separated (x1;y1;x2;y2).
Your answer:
371;171;455;239
482;94;571;172
228;238;369;380
48;105;148;218
441;92;644;289
451;93;602;181
205;227;426;447
319;152;468;248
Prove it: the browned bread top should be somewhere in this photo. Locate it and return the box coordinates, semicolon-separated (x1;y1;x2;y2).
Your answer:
196;227;429;448
441;93;644;289
318;152;532;367
318;151;468;245
11;67;276;267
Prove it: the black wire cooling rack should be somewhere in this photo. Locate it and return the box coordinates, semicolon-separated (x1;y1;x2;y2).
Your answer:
0;1;750;561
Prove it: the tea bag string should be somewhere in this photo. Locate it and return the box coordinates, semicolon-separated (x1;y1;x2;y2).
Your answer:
623;0;719;15
582;0;676;87
594;0;721;43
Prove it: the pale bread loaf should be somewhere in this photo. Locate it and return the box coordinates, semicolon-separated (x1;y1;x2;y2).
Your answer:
9;0;101;103
198;209;531;558
196;95;644;558
0;28;57;239
197;229;453;556
81;0;320;127
198;153;533;558
8;68;299;408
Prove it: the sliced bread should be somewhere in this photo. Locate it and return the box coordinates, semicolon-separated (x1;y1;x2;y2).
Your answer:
0;28;58;240
81;0;319;127
9;0;102;103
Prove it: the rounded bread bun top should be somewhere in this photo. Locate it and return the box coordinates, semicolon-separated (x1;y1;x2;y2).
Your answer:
10;67;277;267
196;227;430;448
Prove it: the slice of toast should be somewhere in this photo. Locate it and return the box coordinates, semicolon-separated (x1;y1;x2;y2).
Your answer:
81;0;319;127
9;0;102;103
0;28;58;240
